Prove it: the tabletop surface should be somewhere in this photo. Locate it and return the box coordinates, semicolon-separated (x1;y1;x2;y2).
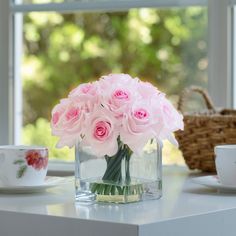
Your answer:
0;165;236;227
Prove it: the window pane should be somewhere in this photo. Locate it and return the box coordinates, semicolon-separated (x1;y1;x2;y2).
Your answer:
21;8;208;164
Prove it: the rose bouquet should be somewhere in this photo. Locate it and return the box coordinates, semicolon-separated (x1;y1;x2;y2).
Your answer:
51;73;183;202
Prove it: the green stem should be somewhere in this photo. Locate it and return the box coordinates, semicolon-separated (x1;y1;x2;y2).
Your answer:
91;140;133;196
125;147;132;184
102;148;124;181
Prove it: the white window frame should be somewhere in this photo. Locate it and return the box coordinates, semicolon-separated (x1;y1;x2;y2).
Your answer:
0;0;233;150
208;0;234;108
0;1;13;145
11;0;207;13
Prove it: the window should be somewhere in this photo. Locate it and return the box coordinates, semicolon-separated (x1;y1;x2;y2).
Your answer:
0;0;233;166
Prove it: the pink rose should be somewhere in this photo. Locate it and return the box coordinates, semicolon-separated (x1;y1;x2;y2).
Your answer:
160;97;184;131
99;73;139;87
51;98;70;136
82;107;119;157
154;95;184;145
51;98;86;147
56;134;79;148
69;82;98;98
69;82;100;113
138;81;161;99
99;74;140;118
120;100;156;154
51;73;184;152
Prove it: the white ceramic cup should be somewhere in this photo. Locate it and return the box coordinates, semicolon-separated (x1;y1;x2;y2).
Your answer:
215;145;236;186
0;145;48;186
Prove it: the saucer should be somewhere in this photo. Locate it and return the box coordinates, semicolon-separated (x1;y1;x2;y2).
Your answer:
191;175;236;192
0;176;70;194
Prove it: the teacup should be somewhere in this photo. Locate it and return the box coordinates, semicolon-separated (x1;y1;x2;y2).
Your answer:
215;145;236;186
0;145;48;186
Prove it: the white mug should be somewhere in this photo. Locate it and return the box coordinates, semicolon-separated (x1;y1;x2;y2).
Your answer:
215;145;236;186
0;145;48;186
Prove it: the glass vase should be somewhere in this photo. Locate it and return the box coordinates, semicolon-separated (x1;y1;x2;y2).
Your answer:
75;139;162;204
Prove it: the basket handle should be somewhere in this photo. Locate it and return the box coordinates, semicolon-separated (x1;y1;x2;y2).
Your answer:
177;86;216;113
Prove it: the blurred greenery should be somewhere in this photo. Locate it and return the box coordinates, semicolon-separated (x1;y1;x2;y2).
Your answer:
22;8;207;163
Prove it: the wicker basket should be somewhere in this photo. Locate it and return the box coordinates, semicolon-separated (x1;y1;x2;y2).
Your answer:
175;86;236;172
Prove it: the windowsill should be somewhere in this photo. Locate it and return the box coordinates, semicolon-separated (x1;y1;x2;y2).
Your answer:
48;160;74;176
0;165;236;236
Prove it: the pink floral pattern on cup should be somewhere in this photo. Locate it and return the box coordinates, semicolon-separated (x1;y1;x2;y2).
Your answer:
14;149;48;178
25;150;48;170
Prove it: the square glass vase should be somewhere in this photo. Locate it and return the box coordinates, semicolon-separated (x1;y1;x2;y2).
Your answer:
75;139;162;204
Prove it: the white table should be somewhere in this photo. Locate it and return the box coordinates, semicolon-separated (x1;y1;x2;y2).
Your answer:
0;166;236;236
